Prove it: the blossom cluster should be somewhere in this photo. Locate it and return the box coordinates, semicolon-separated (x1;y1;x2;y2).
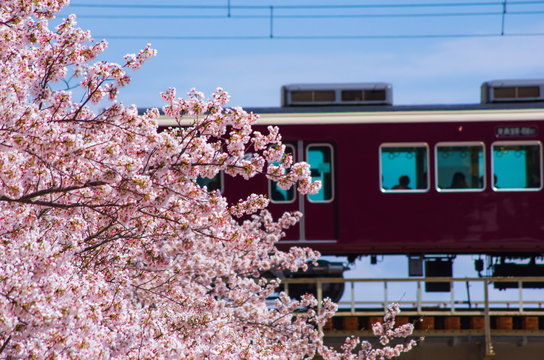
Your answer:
321;305;421;360
0;1;417;359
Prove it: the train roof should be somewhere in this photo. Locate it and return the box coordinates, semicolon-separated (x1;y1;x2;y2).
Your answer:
245;101;544;114
154;103;544;127
281;82;392;90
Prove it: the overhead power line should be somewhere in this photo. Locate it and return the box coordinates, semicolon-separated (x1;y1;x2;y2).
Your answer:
65;1;544;40
98;33;544;40
77;11;544;19
69;1;544;9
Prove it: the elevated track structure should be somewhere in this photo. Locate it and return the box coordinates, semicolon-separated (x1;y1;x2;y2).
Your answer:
280;276;544;360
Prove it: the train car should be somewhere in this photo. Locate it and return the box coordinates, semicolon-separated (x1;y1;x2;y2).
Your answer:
157;80;544;292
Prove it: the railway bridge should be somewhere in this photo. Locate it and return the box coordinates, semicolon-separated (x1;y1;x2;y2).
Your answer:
282;276;544;360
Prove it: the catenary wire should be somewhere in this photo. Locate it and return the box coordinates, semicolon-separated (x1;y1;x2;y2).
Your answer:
97;33;544;40
68;1;544;9
63;1;544;40
76;11;544;19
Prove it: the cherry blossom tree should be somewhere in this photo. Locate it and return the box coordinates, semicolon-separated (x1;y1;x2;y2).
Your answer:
0;1;417;358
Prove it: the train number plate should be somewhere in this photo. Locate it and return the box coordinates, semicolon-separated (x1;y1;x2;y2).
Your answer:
496;126;537;137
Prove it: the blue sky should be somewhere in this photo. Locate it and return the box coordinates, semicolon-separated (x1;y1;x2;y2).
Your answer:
57;0;544;109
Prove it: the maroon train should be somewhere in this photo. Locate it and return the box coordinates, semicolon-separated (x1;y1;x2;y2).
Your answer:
158;80;544;286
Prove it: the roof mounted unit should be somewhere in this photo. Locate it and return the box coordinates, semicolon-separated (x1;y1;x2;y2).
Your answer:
481;79;544;104
281;83;393;107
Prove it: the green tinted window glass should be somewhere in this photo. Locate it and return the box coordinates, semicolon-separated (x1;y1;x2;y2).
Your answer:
270;145;295;202
436;144;484;191
492;143;541;190
197;173;222;192
307;145;333;202
380;145;428;191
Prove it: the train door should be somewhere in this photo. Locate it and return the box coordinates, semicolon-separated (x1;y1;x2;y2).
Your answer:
303;142;337;241
270;141;337;242
268;143;300;240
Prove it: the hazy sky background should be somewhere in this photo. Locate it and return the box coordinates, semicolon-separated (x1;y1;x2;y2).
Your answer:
53;1;544;300
57;0;544;109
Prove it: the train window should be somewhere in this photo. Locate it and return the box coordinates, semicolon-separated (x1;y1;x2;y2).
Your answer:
492;142;542;191
269;145;296;203
435;142;485;192
307;144;334;202
380;143;429;192
197;173;223;192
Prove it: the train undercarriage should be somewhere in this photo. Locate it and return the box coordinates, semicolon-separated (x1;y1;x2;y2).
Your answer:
280;254;544;302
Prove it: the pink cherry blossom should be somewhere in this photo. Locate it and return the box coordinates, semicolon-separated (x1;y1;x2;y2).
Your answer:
0;1;417;359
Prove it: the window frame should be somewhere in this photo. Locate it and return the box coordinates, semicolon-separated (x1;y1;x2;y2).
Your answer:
434;141;486;193
491;140;543;192
379;142;430;193
268;144;297;204
306;143;335;203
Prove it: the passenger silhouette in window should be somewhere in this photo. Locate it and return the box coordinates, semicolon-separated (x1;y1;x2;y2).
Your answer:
393;175;411;190
450;172;468;189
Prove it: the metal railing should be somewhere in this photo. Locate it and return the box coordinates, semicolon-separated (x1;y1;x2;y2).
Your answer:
281;276;544;316
278;276;544;359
